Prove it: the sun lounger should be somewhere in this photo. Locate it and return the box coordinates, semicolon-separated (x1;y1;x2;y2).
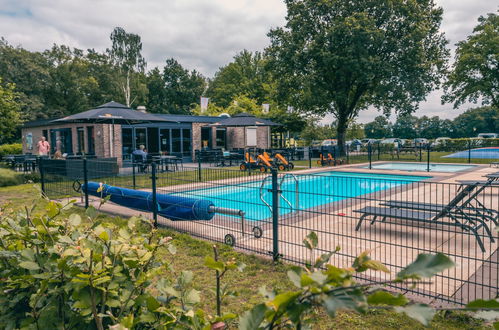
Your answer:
353;206;494;252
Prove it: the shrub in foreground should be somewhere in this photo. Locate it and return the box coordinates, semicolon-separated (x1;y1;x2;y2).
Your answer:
0;195;497;329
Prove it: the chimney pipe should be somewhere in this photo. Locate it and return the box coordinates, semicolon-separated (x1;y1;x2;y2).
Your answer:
137;105;147;113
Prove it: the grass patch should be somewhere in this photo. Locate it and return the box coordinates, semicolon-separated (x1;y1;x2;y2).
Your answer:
0;168;25;187
0;183;493;329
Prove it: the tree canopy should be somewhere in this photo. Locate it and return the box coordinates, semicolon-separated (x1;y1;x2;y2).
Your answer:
0;78;23;144
266;0;449;152
107;27;147;107
443;12;499;108
206;50;273;108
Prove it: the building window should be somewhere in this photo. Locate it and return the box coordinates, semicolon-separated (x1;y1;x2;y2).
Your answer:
87;127;95;154
77;127;85;154
215;128;226;148
171;129;181;154
246;127;257;147
201;127;212;149
122;128;133;155
135;128;147;149
182;129;191;156
160;129;170;153
50;128;73;155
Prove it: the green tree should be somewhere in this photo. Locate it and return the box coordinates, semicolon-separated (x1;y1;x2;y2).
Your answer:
207;50;273;107
160;58;206;114
0;38;50;120
443;12;499;108
392;115;418;139
0;78;23;144
266;0;449;154
107;27;147;107
364;116;392;138
452;106;499;137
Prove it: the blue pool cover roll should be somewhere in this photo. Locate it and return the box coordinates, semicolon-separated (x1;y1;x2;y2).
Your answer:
82;181;214;221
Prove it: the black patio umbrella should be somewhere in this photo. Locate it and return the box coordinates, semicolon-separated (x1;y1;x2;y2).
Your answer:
54;101;172;124
209;113;281;127
54;101;176;157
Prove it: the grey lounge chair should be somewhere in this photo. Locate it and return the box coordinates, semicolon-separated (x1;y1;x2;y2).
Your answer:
354;184;496;252
380;181;499;226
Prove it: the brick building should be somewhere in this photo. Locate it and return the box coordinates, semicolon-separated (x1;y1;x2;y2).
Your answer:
21;104;276;163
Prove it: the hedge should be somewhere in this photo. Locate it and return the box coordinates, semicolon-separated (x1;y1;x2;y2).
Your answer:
0;143;22;158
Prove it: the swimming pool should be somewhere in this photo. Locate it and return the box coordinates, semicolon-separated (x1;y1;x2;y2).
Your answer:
365;162;476;172
443;147;499;160
172;171;430;221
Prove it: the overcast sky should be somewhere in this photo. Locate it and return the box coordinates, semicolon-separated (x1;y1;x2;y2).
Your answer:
0;0;496;123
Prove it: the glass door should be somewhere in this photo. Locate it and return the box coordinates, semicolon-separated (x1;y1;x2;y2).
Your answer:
160;129;170;154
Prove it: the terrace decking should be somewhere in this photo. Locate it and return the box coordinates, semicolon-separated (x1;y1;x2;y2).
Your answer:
73;163;498;306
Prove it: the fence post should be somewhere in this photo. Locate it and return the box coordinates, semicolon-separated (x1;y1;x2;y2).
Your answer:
426;143;431;172
83;158;89;209
270;168;280;261
368;143;372;169
346;144;350;164
198;155;202;182
308;146;312;168
377;143;380;160
151;162;158;228
468;139;472;164
39;157;45;194
332;146;337;166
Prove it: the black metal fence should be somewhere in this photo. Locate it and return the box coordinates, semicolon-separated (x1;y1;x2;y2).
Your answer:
39;158;498;307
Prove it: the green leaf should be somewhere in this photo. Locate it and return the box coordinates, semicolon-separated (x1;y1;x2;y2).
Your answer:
363;260;390;273
395;304;435;326
85;205;97;219
268;291;301;311
145;296;160;312
68;213;81;227
397;253;454;279
167;243;177;255
287;269;302;288
185;289;200;305
46;201;59;218
303;231;318;250
204;256;224;272
367;291;408;306
99;230;110;242
473;311;499;322
323;290;366;317
466;299;499;309
314;251;334;269
309;271;328;285
238;303;267;330
19;261;40;270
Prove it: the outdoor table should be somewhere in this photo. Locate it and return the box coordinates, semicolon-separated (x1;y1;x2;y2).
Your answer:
153;155;182;172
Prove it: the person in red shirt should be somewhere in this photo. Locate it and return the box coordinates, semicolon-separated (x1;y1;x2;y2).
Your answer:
37;136;50;156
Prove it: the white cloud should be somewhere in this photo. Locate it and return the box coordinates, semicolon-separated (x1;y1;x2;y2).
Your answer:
0;0;495;120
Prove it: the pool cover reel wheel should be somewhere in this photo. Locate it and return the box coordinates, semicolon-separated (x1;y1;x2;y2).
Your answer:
224;225;263;246
224;234;236;246
252;226;263;238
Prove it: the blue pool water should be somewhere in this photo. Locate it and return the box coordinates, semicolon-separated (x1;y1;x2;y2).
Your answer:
443;147;499;160
172;171;430;221
366;162;476;172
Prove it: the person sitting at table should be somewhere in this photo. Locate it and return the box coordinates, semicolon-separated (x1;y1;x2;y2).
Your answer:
132;145;148;172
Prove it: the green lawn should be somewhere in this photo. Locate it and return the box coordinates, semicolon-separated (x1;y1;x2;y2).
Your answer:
0;183;493;329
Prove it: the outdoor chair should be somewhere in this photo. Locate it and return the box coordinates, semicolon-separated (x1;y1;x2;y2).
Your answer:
132;154;148;173
353;183;496;252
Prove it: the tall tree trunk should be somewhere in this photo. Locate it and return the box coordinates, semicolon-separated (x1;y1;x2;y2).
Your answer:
125;71;131;107
336;112;349;156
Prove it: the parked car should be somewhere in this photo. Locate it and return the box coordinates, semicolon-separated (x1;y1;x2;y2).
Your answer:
432;137;451;147
413;138;429;146
346;139;362;147
380;138;402;146
321;139;338;146
361;139;378;145
477;133;498;139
